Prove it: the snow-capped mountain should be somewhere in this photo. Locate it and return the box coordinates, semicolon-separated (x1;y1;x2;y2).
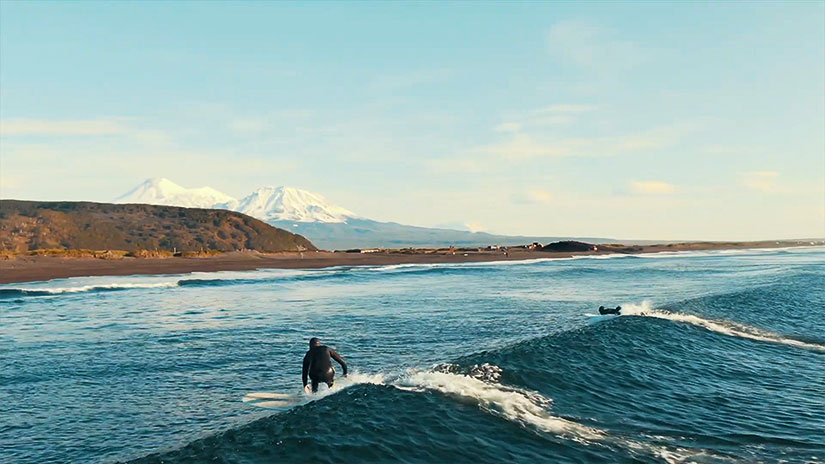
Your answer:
235;186;357;223
116;179;356;223
114;178;238;210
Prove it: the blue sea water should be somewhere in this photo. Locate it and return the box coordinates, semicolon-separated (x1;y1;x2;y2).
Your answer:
1;247;824;463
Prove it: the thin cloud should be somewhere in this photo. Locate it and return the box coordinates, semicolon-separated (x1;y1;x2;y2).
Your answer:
510;187;554;205
630;180;675;195
496;103;597;132
614;125;687;151
531;104;597;115
495;122;521;133
229;118;266;134
742;171;779;192
483;123;691;161
425;157;493;174
528;188;553;204
370;69;453;92
464;221;487;233
547;20;645;71
485;134;571;160
0;118;129;136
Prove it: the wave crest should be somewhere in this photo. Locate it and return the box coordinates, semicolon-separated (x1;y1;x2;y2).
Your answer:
620;301;825;352
393;368;600;439
0;282;178;298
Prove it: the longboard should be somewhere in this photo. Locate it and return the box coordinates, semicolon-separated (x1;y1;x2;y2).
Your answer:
243;392;292;400
586;313;619;324
242;391;300;410
243;377;355;410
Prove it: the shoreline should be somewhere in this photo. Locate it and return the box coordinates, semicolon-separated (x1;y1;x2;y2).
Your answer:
0;241;820;284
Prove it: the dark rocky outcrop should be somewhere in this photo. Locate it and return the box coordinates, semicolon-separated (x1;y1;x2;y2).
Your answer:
539;241;596;252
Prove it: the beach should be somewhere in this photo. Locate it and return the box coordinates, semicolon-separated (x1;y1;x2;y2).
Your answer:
0;240;818;284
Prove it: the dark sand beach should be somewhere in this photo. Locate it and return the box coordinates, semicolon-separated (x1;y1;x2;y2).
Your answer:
1;241;818;284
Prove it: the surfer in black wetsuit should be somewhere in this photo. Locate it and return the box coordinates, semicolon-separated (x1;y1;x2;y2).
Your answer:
302;337;347;393
599;305;621;315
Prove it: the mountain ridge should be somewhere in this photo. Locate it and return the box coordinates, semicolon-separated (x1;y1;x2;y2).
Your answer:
234;186;357;223
115;178;239;210
115;178;356;224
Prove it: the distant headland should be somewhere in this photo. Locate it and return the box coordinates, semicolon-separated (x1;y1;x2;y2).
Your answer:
0;200;315;255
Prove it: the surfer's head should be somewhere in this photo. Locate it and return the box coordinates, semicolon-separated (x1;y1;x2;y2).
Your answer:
309;337;321;348
599;306;604;310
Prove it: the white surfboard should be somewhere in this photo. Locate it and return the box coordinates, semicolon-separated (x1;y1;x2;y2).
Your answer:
586;313;619;324
243;391;302;410
242;392;292;401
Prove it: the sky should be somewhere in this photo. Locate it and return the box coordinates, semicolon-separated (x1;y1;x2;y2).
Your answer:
1;1;823;240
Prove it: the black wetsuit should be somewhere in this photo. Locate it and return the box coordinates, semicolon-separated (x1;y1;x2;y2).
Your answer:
302;345;347;392
599;306;621;315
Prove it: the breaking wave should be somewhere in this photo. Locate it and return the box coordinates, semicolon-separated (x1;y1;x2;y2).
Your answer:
131;360;722;464
619;301;825;352
0;282;178;298
393;367;603;442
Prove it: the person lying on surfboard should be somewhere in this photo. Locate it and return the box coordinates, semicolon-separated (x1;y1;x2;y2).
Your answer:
599;305;621;315
302;337;348;393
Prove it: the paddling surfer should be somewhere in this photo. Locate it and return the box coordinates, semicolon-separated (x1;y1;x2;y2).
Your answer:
302;337;348;393
599;305;621;315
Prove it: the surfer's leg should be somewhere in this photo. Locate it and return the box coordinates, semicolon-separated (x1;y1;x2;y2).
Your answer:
311;378;320;393
323;368;335;389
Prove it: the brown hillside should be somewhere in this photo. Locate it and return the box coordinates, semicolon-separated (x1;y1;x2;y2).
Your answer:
0;200;317;253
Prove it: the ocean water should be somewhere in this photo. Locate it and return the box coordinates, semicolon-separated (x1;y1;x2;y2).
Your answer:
2;247;824;464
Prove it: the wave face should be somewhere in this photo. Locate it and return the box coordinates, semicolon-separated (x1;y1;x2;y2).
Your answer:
2;247;824;464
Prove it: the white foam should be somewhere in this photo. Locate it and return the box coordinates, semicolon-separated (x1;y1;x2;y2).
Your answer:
332;372;387;388
390;368;704;462
636;245;824;259
621;301;825;352
6;281;180;295
355;245;824;274
364;263;429;272
280;365;597;439
269;365;711;462
2;267;342;296
243;372;387;410
306;371;387;400
364;258;557;272
392;369;603;441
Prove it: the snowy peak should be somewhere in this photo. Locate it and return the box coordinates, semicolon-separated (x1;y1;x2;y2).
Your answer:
115;178;238;209
116;179;357;223
236;186;357;223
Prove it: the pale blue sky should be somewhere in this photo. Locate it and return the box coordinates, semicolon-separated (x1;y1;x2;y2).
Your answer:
1;1;823;240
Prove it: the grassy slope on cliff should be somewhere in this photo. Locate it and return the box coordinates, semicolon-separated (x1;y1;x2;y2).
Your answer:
0;200;317;252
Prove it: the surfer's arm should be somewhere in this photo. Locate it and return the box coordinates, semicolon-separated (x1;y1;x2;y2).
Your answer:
330;350;347;376
302;352;310;386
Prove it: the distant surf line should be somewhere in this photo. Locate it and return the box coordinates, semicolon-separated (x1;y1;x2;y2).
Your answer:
1;246;821;299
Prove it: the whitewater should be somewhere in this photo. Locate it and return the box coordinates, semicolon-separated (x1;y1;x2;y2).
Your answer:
2;247;824;463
